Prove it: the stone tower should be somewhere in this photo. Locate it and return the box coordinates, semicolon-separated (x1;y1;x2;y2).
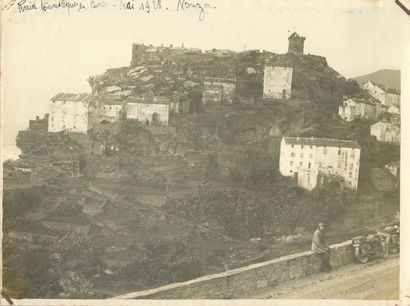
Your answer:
288;32;306;54
130;43;145;66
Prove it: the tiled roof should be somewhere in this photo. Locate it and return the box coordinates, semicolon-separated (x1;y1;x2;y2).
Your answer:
98;95;124;105
348;97;378;106
367;81;400;95
283;137;360;149
126;96;170;105
51;93;96;103
371;120;400;128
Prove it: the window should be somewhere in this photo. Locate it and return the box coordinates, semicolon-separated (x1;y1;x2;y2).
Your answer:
290;161;294;166
291;152;296;157
291;145;294;148
51;116;54;122
308;162;311;169
299;162;303;167
349;172;352;178
309;153;313;159
323;147;327;155
301;145;304;149
338;149;341;155
310;145;313;149
300;153;304;158
337;163;341;168
350;163;354;170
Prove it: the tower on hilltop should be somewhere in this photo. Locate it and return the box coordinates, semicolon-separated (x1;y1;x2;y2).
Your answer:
288;32;306;54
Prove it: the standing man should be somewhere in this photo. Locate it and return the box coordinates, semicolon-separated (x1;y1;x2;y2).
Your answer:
312;222;332;272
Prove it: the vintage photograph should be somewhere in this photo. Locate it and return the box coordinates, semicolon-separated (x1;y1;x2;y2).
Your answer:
1;0;407;303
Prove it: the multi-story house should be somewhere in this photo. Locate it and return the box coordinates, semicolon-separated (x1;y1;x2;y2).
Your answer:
363;81;400;110
370;121;400;145
338;97;381;121
48;93;100;134
279;137;361;190
125;96;170;125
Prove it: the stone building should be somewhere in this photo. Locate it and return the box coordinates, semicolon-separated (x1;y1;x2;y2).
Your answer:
125;96;170;125
263;66;293;100
169;92;190;114
363;81;400;110
202;77;236;105
98;95;125;123
338;97;381;122
288;32;306;54
279;137;361;190
48;93;100;134
370;121;400;145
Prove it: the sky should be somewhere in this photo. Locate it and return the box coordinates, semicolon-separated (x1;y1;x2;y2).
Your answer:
1;0;408;157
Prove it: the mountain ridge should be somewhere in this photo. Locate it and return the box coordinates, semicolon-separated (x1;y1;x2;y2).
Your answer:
353;69;400;90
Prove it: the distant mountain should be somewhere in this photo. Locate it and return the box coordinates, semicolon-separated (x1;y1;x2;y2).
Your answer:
353;69;400;90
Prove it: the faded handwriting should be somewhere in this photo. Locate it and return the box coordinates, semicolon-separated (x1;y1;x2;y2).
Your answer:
11;0;217;20
176;0;216;21
2;0;18;11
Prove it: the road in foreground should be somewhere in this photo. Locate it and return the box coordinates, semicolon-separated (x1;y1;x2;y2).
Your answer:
241;254;399;300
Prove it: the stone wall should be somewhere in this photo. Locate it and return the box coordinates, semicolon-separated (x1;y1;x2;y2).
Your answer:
113;240;353;299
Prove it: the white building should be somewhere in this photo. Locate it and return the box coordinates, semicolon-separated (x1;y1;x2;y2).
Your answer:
279;137;361;190
48;93;99;134
338;97;381;122
125;96;170;125
363;81;400;110
370;121;400;145
263;66;293;100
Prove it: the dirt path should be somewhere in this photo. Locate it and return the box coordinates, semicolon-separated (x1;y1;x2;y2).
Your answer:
241;254;399;300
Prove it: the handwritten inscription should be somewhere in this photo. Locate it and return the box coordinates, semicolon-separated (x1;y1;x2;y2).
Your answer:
176;0;216;21
12;0;216;20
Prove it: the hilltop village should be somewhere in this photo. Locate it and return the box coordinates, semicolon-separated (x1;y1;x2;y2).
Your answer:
3;33;401;298
13;32;400;190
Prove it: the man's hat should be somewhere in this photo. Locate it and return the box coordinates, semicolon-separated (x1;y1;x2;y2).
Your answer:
318;222;325;226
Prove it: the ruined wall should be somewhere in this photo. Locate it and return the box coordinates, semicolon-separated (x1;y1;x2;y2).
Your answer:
263;66;293;100
126;102;169;125
114;240;353;299
202;78;236;105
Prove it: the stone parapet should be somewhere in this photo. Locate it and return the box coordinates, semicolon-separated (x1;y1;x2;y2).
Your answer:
113;240;353;299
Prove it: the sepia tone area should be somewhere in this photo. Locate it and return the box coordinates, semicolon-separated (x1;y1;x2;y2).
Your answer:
1;1;404;302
